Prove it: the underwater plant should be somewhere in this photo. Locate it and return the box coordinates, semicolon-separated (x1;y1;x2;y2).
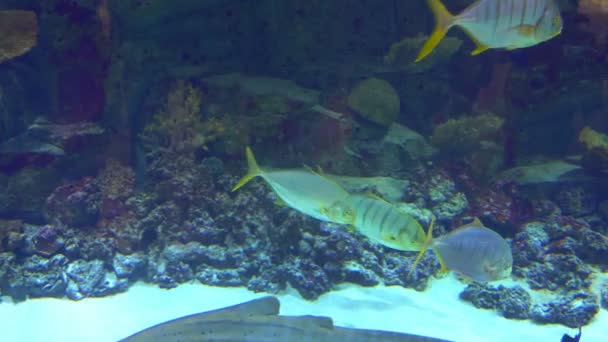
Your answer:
140;80;224;159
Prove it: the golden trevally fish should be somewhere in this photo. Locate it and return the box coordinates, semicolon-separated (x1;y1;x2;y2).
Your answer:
323;193;430;252
232;147;352;223
416;0;563;62
411;218;513;282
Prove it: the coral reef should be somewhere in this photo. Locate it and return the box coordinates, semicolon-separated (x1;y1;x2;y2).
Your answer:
0;160;448;302
431;113;505;180
460;283;531;319
531;292;599;328
0;0;607;333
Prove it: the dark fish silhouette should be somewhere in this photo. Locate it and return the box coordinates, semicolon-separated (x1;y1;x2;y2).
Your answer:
561;327;582;342
119;296;451;342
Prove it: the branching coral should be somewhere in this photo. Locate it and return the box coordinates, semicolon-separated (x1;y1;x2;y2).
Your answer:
140;81;224;158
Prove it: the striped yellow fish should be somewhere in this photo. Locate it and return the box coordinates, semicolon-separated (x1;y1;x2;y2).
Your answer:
416;0;563;62
328;194;430;252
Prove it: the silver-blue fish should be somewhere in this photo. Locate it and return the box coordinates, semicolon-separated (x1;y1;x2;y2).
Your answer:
416;0;563;61
410;218;512;282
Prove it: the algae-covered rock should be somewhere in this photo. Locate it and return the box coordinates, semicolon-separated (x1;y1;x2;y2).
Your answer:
382;123;436;160
578;126;608;173
431;113;504;154
347;78;400;126
0;10;37;64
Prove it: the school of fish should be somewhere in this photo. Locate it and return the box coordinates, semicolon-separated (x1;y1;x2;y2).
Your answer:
416;0;563;62
232;147;513;282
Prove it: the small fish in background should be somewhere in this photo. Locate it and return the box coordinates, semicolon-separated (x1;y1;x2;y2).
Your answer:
325;193;428;252
411;218;513;282
232;147;352;224
416;0;563;62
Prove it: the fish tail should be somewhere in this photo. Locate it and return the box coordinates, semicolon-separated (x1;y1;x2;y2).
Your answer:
415;0;455;62
408;216;436;276
231;146;262;191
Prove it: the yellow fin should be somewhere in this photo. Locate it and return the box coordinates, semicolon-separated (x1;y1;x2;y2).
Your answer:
459;27;489;56
456;273;473;283
274;198;287;207
416;0;455;62
434;248;449;274
408;216;436;276
470;217;484;226
231;146;262;191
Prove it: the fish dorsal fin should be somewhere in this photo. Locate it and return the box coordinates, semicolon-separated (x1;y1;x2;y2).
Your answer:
468;217;484;227
303;164;349;191
449;217;484;233
364;191;390;203
303;164;317;174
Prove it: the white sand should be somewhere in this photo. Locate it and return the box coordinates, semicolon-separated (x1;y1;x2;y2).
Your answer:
0;275;606;342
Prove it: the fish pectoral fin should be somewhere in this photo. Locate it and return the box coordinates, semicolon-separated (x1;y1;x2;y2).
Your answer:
456;273;473;283
514;24;536;36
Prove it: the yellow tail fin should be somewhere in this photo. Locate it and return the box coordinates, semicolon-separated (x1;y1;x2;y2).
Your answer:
415;0;454;62
231;146;262;191
408;216;436;277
